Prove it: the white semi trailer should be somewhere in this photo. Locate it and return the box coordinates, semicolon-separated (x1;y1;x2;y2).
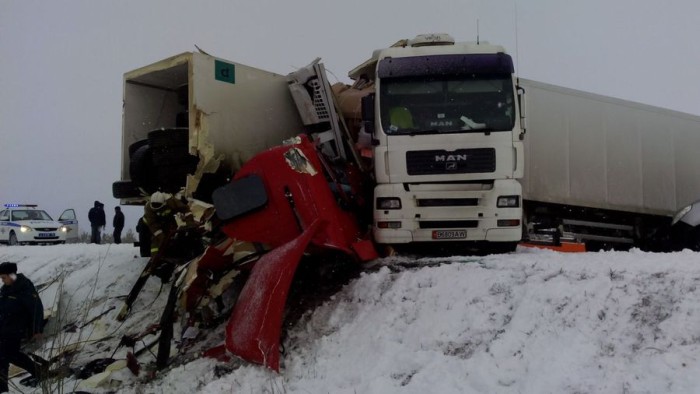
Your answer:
520;79;700;250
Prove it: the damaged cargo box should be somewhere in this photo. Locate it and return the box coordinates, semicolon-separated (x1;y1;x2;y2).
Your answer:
114;52;304;203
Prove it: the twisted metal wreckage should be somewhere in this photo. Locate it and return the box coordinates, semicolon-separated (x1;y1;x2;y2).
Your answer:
116;133;378;373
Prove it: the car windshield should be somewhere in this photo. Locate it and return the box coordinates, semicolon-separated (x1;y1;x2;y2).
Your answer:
11;210;53;221
379;74;515;135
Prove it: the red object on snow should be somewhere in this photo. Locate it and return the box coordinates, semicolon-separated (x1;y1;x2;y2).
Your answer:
226;219;322;370
219;135;377;370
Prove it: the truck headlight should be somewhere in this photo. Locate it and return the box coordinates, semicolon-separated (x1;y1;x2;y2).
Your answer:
377;197;402;210
672;205;692;225
20;225;33;233
497;196;520;208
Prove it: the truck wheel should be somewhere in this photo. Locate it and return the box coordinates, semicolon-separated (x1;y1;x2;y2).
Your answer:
152;151;199;168
148;128;189;149
491;242;518;254
688;227;700;251
152;160;199;193
9;232;18;246
129;145;156;193
113;180;141;199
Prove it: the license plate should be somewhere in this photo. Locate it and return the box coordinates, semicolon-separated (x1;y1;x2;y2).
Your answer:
38;233;55;238
432;230;467;240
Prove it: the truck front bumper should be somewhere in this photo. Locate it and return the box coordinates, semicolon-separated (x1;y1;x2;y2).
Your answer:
373;179;522;244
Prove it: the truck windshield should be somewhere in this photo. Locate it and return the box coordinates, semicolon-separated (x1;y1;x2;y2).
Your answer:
379;74;515;135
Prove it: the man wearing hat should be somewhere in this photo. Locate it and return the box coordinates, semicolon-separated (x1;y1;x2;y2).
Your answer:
0;262;44;391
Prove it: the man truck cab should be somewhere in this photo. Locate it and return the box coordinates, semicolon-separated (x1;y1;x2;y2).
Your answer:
352;34;525;252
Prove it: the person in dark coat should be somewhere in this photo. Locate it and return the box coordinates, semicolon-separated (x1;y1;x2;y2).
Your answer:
88;201;106;244
0;262;44;391
113;207;125;245
135;217;151;257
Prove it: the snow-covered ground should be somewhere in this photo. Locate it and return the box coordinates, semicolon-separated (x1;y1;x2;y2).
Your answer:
2;244;700;393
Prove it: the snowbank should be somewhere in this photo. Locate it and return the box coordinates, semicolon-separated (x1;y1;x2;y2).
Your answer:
2;244;700;393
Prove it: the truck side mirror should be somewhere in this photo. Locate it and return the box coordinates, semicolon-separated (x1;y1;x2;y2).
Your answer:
361;93;376;135
517;85;526;140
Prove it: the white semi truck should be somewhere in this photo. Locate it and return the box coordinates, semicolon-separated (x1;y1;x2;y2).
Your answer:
114;36;700;253
115;38;525;255
348;34;525;253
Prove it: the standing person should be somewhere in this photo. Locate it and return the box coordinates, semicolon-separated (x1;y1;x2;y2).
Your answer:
88;201;106;244
0;262;45;391
113;207;125;245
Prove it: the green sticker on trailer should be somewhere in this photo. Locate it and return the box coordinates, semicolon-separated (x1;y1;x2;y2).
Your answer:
215;60;235;84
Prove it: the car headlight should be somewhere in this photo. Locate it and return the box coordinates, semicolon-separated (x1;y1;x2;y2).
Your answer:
497;195;520;208
60;226;69;233
377;197;402;210
672;205;692;226
20;225;33;233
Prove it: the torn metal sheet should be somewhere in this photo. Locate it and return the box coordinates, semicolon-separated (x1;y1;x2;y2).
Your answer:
186;107;223;198
284;147;317;176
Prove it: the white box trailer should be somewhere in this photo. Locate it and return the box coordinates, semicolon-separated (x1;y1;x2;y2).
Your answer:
520;78;700;248
114;52;304;204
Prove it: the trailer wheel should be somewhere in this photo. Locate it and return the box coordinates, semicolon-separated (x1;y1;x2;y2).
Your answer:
151;151;199;169
688;227;700;251
129;145;156;193
112;180;141;199
148;128;189;149
128;139;149;159
151;164;193;193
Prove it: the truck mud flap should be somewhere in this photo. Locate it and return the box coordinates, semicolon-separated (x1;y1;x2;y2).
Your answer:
212;175;268;221
225;219;322;371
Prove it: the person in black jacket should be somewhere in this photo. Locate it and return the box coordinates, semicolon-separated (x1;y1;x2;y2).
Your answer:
88;201;106;244
113;207;125;245
0;262;44;392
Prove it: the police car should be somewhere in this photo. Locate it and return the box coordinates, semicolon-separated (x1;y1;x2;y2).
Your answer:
0;204;79;245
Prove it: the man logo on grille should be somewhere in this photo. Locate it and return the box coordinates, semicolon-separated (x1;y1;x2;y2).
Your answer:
446;162;458;170
435;154;468;162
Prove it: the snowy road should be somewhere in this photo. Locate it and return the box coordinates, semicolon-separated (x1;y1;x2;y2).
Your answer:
2;244;700;393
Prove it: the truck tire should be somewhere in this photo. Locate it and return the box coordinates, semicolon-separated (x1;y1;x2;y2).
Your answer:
151;159;198;192
686;227;700;251
129;145;156;193
128;139;149;159
491;242;518;254
112;180;141;199
148;128;189;149
151;150;199;168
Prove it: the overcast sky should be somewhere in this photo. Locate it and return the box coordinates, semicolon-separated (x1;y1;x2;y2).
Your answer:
1;0;699;235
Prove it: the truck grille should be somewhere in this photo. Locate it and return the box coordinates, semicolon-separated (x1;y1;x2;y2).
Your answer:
406;148;496;176
418;220;479;229
417;198;479;207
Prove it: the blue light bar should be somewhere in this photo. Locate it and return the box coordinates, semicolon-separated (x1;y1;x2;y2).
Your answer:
3;204;38;208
